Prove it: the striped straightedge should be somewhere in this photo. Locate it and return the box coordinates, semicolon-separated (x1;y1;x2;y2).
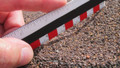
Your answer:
30;2;105;49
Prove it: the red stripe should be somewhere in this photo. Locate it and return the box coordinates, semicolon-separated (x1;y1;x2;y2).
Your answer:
65;20;73;30
48;29;58;40
93;4;100;13
80;12;87;21
30;40;41;49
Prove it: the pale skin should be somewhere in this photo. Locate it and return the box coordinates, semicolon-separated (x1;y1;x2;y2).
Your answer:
0;0;67;68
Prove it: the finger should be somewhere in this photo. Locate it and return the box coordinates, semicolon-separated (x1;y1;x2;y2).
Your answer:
0;38;33;68
0;0;67;12
3;10;25;35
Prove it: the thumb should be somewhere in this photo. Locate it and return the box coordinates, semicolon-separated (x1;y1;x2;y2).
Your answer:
0;38;33;68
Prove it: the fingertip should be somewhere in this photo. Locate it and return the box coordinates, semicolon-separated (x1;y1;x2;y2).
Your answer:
42;0;67;12
18;47;33;67
4;10;25;31
0;38;33;68
62;0;67;5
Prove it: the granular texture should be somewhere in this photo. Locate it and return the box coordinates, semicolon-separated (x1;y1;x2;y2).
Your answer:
20;0;120;68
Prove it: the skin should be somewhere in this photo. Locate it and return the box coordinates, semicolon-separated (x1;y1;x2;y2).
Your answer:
0;0;67;68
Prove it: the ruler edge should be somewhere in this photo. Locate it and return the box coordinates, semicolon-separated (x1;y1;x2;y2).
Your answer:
30;1;105;49
23;0;105;44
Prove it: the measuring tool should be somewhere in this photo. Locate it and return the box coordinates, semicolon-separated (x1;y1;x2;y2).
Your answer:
3;0;105;49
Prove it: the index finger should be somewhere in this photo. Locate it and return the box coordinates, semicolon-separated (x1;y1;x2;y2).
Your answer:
0;0;67;12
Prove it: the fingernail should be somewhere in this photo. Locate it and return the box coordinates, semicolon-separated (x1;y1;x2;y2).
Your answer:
19;47;33;66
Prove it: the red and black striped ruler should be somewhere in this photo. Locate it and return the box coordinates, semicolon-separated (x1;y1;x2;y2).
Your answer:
4;0;105;49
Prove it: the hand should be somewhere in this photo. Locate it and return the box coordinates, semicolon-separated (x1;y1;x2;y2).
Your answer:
0;0;67;68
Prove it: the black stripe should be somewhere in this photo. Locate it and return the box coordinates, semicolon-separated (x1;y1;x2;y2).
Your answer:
23;0;105;44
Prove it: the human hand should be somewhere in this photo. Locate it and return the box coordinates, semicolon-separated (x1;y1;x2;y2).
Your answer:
0;0;67;68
